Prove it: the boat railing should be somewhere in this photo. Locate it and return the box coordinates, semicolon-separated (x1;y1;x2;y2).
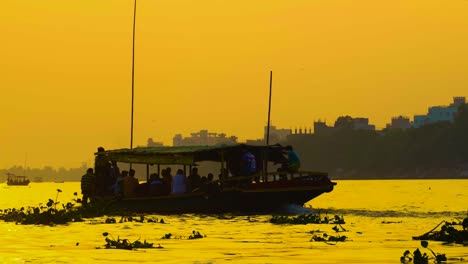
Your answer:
212;170;330;188
265;170;329;182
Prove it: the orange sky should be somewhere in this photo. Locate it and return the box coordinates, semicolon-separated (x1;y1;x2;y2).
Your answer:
1;0;468;168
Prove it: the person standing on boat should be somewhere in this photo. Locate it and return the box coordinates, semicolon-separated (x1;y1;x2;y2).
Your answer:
94;147;111;196
107;161;120;194
285;145;301;172
240;146;257;176
172;169;187;194
81;168;95;205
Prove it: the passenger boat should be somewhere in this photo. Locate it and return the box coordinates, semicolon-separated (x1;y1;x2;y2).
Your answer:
96;144;336;213
6;173;30;186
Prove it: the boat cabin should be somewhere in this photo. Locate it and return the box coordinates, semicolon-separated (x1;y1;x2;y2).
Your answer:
6;173;30;186
96;144;330;193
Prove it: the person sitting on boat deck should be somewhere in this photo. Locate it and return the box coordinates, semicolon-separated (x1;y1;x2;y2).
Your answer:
113;170;128;196
218;168;232;187
149;173;164;196
172;169;187;194
81;168;96;206
240;146;257;183
187;167;202;192
285;145;301;172
122;169;139;197
201;175;207;185
201;173;219;193
161;168;172;195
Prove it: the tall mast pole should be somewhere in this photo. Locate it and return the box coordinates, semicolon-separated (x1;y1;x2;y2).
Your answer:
130;0;137;150
266;70;272;145
263;71;273;182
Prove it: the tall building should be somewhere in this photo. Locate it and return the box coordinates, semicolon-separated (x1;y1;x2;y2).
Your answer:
314;117;375;135
173;130;238;146
314;120;333;135
386;116;412;130
352;118;376;131
413;97;466;128
147;138;164;147
264;125;291;143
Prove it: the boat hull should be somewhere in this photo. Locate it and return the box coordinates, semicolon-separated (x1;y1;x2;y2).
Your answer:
7;182;30;186
110;182;336;213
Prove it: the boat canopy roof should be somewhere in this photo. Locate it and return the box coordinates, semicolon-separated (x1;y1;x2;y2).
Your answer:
95;144;288;165
6;174;27;180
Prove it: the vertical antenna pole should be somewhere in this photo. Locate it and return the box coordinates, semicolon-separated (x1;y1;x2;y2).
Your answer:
130;0;137;150
266;71;272;145
129;0;137;170
264;71;273;182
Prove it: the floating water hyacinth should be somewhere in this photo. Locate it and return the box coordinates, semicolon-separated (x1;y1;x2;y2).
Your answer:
0;191;84;225
188;230;205;239
161;231;205;240
310;233;348;243
413;218;468;244
0;191;114;225
101;232;160;250
400;240;447;264
270;214;345;225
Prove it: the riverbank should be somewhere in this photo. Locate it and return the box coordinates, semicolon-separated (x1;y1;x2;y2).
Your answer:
329;167;468;180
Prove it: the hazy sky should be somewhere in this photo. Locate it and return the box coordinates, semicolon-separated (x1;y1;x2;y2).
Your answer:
1;0;468;168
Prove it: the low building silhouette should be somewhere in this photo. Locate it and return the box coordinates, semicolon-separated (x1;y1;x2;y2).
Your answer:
414;97;466;128
147;138;164;147
173;130;237;146
386;116;412;130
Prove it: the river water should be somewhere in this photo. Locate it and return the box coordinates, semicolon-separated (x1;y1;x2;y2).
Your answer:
0;180;466;263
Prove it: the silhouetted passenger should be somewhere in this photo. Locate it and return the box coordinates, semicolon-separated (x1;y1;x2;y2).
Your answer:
207;173;214;182
187;167;202;191
285;145;301;172
201;176;207;185
202;173;220;194
161;168;172;195
122;169;139;197
94;147;111;196
81;168;95;205
113;170;127;196
241;147;256;176
240;146;256;176
218;168;228;180
172;169;186;194
107;161;120;194
149;173;164;196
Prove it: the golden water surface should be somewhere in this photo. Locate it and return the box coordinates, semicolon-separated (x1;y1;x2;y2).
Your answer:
0;180;466;263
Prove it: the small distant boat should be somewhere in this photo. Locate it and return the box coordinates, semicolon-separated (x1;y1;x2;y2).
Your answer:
6;173;30;186
33;177;43;182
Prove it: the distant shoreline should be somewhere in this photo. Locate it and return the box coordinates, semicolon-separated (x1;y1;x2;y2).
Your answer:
331;177;468;180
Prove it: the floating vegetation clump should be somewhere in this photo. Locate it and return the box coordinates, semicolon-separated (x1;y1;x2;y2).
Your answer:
0;190;117;225
310;224;349;244
105;215;164;224
188;230;205;239
413;218;468;245
400;240;447;264
161;233;172;239
310;233;347;243
100;232;161;250
0;190;85;225
270;214;345;225
161;231;205;240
